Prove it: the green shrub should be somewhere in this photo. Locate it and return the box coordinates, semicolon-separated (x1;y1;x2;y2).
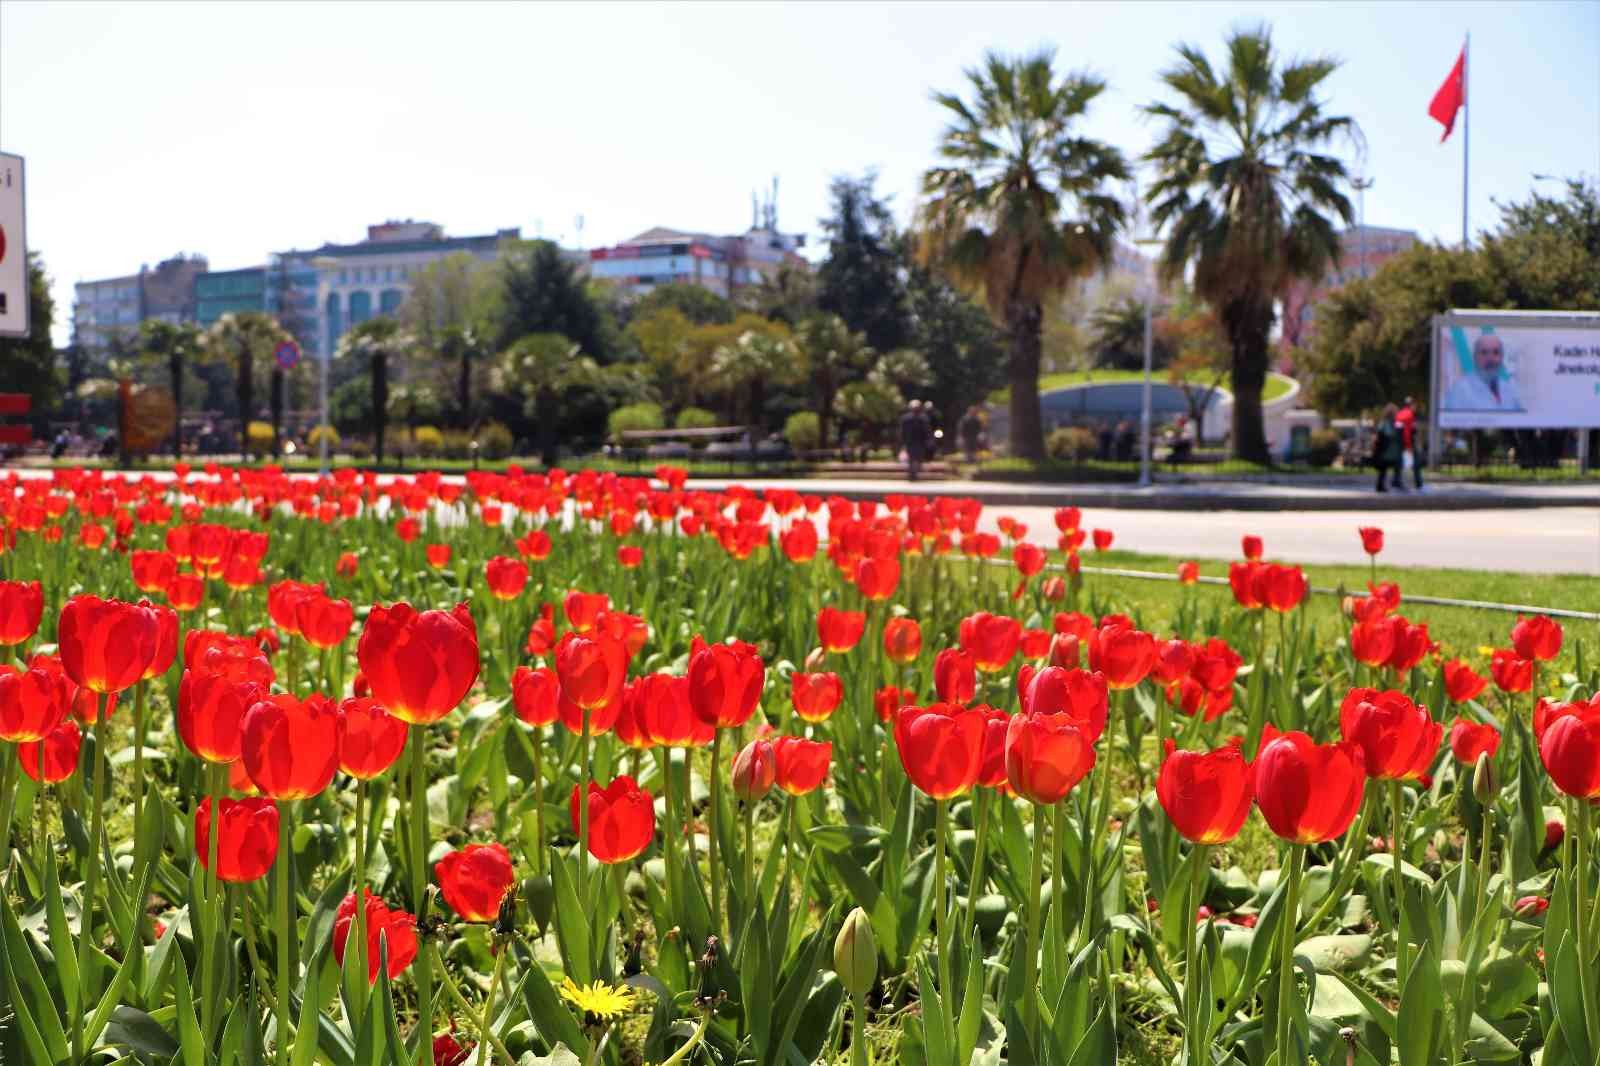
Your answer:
412;425;445;457
608;402;665;439
1046;426;1097;462
1308;428;1342;468
675;406;718;431
477;420;513;460
785;411;822;453
246;421;275;457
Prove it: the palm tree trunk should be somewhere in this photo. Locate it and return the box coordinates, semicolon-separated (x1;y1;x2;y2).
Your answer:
458;348;471;428
236;348;254;458
373;352;389;465
270;368;285;457
1005;299;1046;460
170;354;184;460
1222;297;1273;464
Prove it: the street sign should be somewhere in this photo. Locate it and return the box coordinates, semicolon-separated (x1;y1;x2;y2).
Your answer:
0;151;28;339
275;339;302;370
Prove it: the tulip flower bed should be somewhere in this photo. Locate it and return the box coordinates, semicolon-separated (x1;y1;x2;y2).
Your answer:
2;464;1598;1066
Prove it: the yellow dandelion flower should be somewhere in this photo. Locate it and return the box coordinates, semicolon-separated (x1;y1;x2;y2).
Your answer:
559;976;634;1021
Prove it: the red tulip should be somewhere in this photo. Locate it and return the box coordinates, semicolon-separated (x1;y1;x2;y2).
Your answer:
1091;529;1113;551
167;572;205;612
130;550;177;594
613;681;654;750
563;590;610;633
875;685;914;723
1189;638;1242;693
18;719;82;784
780;520;819;562
894;703;986;799
1012;543;1046;578
1228;562;1263;609
1490;649;1533;694
357;603;480;725
194;796;279;882
687;638;764;729
1448;718;1501;765
1254;729;1366;844
773;736;831;795
1176;561;1199;585
616;545;643;569
555;631;628;712
1241;535;1263;561
187;631;275;686
570;776;655;863
1017;665;1108;743
1152;638;1194;685
959;612;1022;673
1254;564;1307;613
57;595;161;695
1156;739;1254;844
883;618;922;663
1088;622;1155;691
434;1033;472;1066
933;648;976;704
333;890;418;982
1442;659;1489;703
855;556;900;601
435;842;515;921
240;693;342;800
817;607;866;654
511;665;560;727
1511;616;1562;662
1537;699;1600;798
593;610;650;660
336;552;359;578
638;673;707;748
791;671;843;723
1350;617;1400;667
0;576;43;643
1358;526;1384;556
1338;688;1442;782
268;580;324;638
298;595;354;650
425;544;451;569
484;556;529;600
0;654;73;742
1004;711;1096;805
731;739;776;801
516;529;552;561
178;669;264;764
337;697;409;779
1386;619;1434;674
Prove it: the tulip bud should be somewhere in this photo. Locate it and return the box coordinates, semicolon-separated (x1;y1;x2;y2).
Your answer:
1472;752;1496;803
1040;576;1066;602
731;739;775;802
834;906;878;996
1048;632;1080;669
804;646;828;671
1545;817;1565;851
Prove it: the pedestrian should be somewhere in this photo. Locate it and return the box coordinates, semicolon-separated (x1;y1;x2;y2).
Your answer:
1395;396;1423;490
1371;403;1402;493
900;400;930;482
959;405;982;463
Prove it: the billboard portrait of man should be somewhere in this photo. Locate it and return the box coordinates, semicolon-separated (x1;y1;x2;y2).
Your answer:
1444;331;1523;411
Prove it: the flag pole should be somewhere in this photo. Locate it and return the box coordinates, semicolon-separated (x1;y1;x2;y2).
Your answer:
1462;32;1470;247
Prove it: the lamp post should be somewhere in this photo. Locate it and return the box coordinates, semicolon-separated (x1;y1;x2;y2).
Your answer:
1134;236;1165;488
1352;176;1374;278
311;256;340;475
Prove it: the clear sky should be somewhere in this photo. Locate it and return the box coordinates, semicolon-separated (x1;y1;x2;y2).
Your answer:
2;0;1596;346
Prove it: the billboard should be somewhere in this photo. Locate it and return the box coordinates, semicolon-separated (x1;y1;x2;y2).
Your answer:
1434;311;1600;429
0;151;27;338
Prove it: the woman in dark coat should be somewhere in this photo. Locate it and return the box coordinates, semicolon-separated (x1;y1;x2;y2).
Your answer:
1373;403;1403;493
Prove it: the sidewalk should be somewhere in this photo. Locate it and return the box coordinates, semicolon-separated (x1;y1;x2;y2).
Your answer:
691;476;1600;511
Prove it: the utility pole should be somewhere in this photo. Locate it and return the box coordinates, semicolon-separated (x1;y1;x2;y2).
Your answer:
1352;176;1374;278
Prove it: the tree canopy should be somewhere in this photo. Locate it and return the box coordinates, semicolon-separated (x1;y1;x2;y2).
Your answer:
817;173;910;353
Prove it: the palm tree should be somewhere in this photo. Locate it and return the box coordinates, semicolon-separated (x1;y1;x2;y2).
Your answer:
709;329;801;428
493;333;599;465
1144;26;1358;463
136;320;204;458
796;313;875;450
336;318;413;466
205;312;289;458
917;51;1129;460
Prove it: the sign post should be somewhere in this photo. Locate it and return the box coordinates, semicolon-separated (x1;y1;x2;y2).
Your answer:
0;151;28;339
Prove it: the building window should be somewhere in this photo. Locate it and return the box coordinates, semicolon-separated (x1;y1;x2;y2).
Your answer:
349;290;372;326
379;289;404;315
325;292;342;354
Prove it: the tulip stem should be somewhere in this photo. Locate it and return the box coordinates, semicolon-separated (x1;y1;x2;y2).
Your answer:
1274;844;1304;1063
472;938;507;1066
0;742;17;865
352;778;369;1027
1389;780;1408;988
428;943;517;1065
709;728;724;943
933;798;955;1049
1300;790;1373;934
410;724;435;1066
275;799;294;1065
658;748;677;916
1575;799;1597;1023
850;988;872;1066
962;789;989;941
132;680;148;891
742;800;755;913
529;726;545;877
70;706;108;1063
578;707;592;910
1187;843;1210;1066
201;765;224;1049
1021;801;1046;1048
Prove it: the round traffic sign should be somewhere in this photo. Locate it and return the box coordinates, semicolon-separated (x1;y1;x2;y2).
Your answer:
275;340;301;370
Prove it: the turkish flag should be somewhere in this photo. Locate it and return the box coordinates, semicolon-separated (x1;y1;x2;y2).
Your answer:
1428;46;1466;142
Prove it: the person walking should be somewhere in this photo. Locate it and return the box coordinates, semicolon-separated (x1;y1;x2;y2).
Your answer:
900;400;930;481
1395;396;1423;490
1372;403;1403;493
958;405;983;463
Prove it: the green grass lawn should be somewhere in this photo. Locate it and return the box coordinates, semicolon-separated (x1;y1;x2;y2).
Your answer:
989;370;1296;405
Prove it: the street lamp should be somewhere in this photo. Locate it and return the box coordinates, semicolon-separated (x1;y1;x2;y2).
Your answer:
1352;176;1374;278
310;256;340;476
1133;236;1166;488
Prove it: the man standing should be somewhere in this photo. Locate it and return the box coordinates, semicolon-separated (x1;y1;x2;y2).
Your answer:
900;400;929;481
1394;396;1422;490
1445;333;1522;411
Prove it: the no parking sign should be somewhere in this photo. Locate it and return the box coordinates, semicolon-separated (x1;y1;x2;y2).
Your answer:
275;340;301;371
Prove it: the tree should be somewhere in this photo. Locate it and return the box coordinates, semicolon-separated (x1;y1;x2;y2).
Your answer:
493;333;601;464
494;240;611;359
904;264;1007;430
1089;296;1175;371
1144;25;1358;462
817;173;910;352
626;307;696;412
796;313;876;449
401;252;497;426
1162;302;1231;439
630;283;735;326
709;327;801;427
135;320;205;458
336;317;413;465
0;253;59;428
205;312;289;458
918;51;1129;459
744;260;819;327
